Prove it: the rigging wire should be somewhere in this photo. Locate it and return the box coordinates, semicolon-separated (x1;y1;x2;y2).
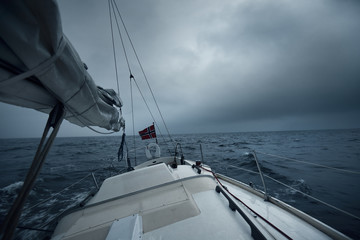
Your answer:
225;162;360;221
109;0;174;155
26;162;125;231
130;77;137;165
108;0;120;96
264;174;360;221
110;0;132;75
111;0;175;145
131;76;170;146
256;151;360;175
25;172;97;212
110;0;137;158
56;1;122;136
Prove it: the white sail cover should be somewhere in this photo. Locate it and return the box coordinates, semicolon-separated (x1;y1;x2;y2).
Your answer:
0;0;124;131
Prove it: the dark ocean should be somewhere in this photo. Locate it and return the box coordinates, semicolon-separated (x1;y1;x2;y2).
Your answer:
1;129;359;239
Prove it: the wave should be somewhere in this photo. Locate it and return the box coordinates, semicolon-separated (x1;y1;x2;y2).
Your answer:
0;181;26;216
54;143;74;148
242;152;253;157
286;179;312;195
0;146;26;152
0;181;24;195
183;145;197;151
218;141;250;148
49;164;77;173
270;178;312;204
223;152;312;197
232;141;250;146
0;130;358;238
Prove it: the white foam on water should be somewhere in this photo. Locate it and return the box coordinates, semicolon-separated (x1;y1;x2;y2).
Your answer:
1;181;24;194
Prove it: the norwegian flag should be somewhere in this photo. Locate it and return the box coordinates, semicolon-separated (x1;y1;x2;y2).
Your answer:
139;124;156;140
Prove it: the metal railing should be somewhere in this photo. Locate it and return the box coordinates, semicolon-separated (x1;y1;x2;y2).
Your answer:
225;150;360;221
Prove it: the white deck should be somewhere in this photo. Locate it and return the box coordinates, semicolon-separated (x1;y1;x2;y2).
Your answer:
51;158;348;240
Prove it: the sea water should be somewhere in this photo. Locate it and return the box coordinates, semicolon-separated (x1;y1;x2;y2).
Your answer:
0;129;359;239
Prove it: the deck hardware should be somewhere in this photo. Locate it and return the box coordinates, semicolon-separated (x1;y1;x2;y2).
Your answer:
252;151;269;201
192;164;201;174
200;143;204;163
180;155;185;165
92;173;99;190
174;143;185;165
79;190;98;207
215;185;267;240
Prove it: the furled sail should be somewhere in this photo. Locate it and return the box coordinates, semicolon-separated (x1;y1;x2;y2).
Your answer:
0;0;124;131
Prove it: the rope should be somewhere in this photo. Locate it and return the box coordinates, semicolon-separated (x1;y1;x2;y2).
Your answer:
256;151;360;175
64;105;116;135
200;166;293;240
0;37;66;87
86;125;116;135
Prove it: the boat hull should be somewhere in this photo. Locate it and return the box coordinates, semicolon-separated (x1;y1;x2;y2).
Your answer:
51;157;349;240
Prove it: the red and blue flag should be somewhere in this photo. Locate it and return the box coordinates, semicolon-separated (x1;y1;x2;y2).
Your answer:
139;124;156;140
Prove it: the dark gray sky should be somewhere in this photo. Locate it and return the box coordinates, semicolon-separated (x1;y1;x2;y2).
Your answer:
1;0;360;138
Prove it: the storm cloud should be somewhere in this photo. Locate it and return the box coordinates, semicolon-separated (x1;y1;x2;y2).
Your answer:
1;0;360;137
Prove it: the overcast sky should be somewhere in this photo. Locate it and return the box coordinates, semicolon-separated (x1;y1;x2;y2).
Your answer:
1;0;360;138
